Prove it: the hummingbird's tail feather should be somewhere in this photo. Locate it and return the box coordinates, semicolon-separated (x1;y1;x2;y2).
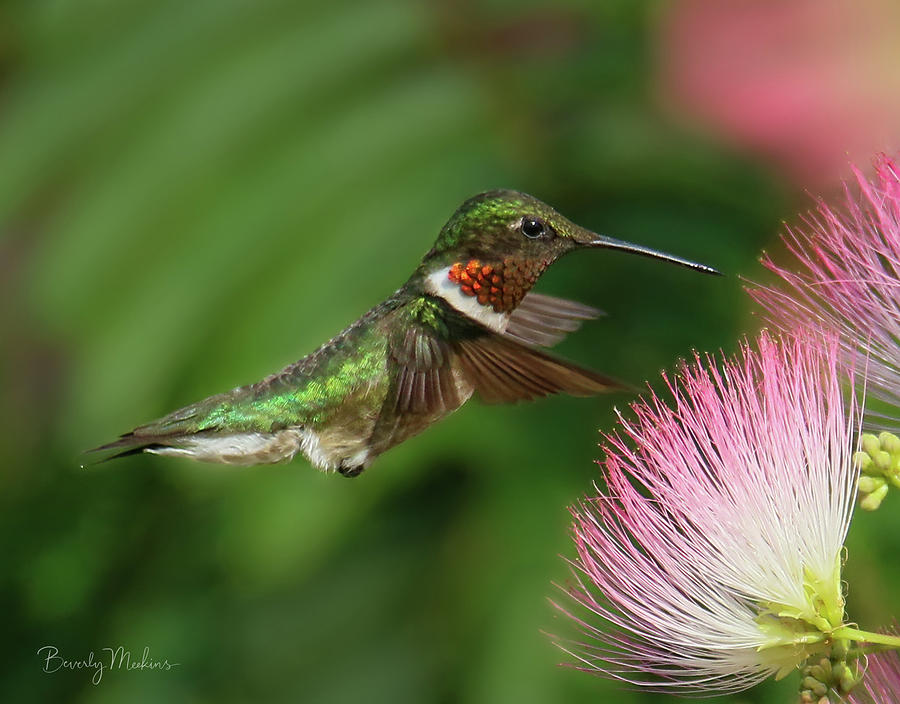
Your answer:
87;428;311;466
85;433;178;463
85;391;253;463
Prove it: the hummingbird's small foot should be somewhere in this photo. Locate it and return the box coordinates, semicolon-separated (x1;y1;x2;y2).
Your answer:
337;462;365;478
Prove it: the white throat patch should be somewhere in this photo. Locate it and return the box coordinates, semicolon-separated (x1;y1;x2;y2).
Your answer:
424;267;510;333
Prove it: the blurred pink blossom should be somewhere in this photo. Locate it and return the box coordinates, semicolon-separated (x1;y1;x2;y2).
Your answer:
557;332;858;694
658;0;900;186
751;154;900;427
848;648;900;703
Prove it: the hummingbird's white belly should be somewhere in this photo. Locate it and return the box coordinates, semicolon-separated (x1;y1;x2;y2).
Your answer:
147;429;312;466
146;426;378;471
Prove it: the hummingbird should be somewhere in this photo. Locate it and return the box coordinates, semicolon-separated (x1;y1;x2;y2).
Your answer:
91;190;718;476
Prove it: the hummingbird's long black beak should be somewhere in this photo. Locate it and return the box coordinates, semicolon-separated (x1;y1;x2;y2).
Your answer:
585;233;721;275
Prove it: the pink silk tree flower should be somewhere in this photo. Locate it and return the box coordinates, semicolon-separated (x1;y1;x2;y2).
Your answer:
657;0;900;188
847;648;900;703
556;332;874;695
751;154;900;424
750;154;900;510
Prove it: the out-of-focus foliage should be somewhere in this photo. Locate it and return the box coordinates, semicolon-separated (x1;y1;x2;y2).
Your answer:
1;1;896;703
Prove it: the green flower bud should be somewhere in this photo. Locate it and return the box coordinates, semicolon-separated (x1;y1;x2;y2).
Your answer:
879;431;900;455
806;661;828;682
830;639;849;660
860;483;889;511
861;433;881;456
854;450;873;472
874;450;892;472
834;662;858;694
858;475;887;494
801;675;827;696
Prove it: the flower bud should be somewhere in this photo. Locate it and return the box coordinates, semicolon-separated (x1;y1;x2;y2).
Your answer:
858;475;887;494
854;450;873;472
806;660;829;682
833;662;858;694
874;450;892;472
861;433;881;457
801;675;827;696
879;431;900;455
860;483;889;511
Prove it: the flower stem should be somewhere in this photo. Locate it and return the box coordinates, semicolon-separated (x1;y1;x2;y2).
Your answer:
832;626;900;649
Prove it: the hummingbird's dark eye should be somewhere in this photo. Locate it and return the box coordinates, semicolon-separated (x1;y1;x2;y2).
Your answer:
520;217;546;239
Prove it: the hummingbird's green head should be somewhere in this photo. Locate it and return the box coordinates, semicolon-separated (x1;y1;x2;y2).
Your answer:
423;189;587;266
418;190;718;315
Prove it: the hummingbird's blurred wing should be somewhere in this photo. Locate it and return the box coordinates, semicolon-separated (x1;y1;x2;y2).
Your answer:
456;333;624;404
369;300;619;467
382;297;621;420
504;292;603;348
388;324;462;416
367;308;465;455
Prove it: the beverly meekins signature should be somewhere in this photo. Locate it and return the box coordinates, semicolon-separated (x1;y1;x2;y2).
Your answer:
37;645;179;685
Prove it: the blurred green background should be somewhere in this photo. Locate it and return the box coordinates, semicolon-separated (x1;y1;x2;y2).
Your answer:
2;1;899;702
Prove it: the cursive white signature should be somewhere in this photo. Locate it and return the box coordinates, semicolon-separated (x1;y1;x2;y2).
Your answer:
36;645;179;685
